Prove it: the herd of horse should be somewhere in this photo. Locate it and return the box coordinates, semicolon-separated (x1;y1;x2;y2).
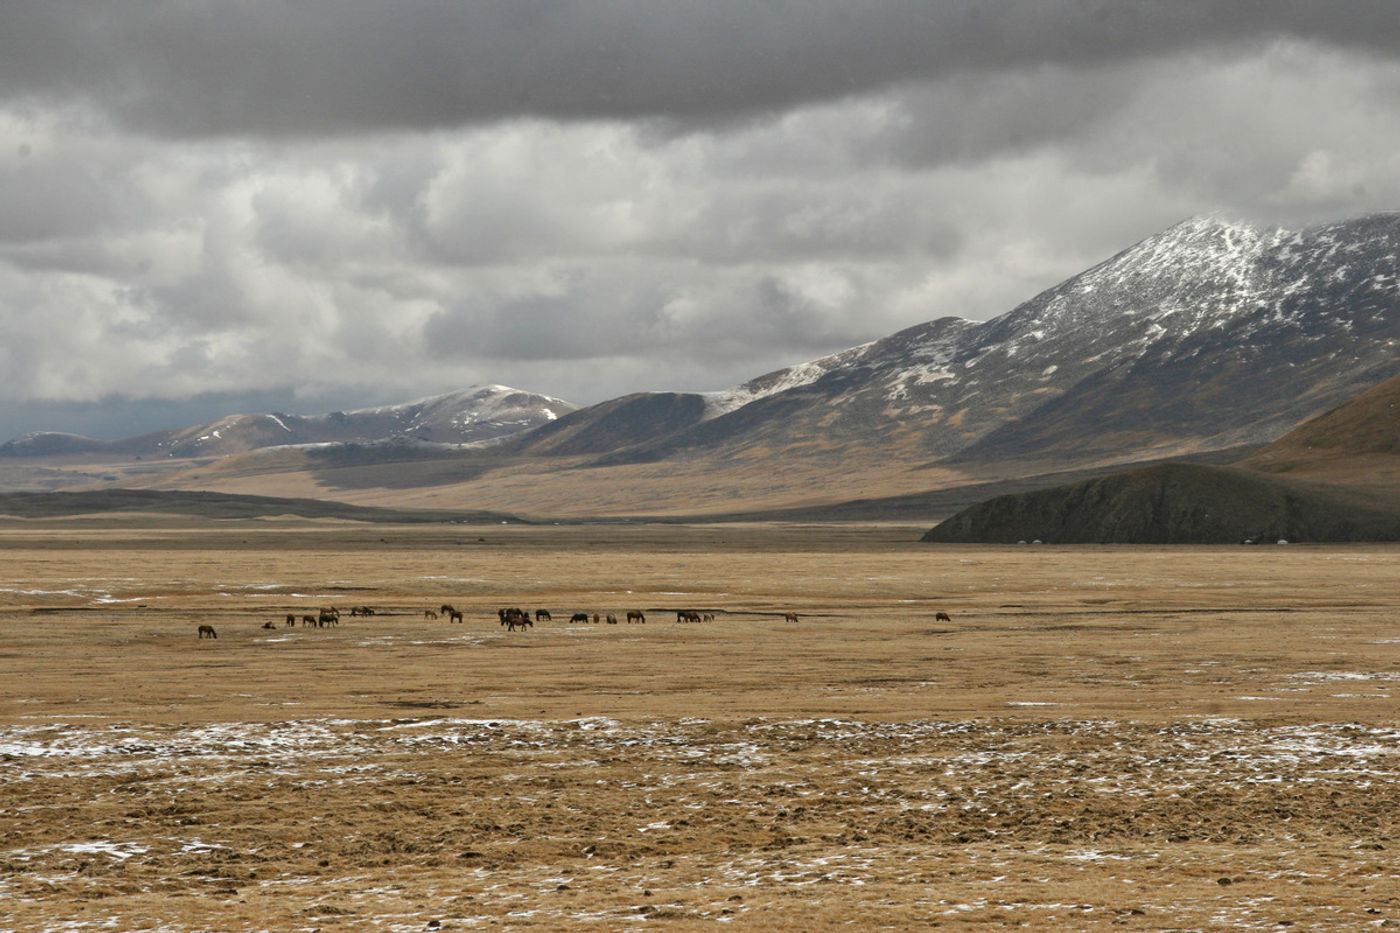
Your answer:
199;605;953;638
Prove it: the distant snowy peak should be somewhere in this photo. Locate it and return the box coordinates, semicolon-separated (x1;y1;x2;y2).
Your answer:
322;385;576;439
0;384;578;459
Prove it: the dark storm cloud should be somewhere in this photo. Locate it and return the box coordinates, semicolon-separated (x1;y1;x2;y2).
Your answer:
3;1;1398;137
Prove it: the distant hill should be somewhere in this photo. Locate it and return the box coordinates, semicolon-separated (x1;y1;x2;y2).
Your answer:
0;385;576;460
0;488;519;523
920;462;1400;544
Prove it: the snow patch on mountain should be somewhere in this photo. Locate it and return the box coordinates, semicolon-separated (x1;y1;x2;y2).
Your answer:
701;342;875;418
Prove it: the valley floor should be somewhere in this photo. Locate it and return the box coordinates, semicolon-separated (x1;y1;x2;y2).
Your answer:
1;520;1398;930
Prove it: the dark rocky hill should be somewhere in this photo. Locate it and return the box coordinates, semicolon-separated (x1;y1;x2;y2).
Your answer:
920;463;1400;544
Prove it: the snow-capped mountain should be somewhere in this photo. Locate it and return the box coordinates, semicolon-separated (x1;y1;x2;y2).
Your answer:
8;213;1400;513
523;213;1400;470
0;386;577;460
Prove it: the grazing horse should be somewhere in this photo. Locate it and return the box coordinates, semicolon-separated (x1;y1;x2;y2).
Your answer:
502;609;532;631
350;606;375;617
783;612;799;623
318;608;339;628
301;615;317;627
424;609;438;620
606;614;618;624
701;612;714;622
934;611;953;623
626;610;646;624
448;609;464;624
677;610;701;623
285;613;296;627
569;612;589;624
197;624;217;639
535;609;552;622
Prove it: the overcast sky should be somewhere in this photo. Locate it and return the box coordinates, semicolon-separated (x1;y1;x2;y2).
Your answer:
2;1;1399;439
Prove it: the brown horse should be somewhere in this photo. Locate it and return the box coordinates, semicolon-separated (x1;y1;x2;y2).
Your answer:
261;621;277;630
448;610;464;623
934;611;953;622
440;604;456;617
677;610;701;623
197;624;217;639
606;614;618;624
783;612;799;623
285;613;296;627
626;610;646;624
535;609;552;622
569;612;589;624
424;609;438;620
301;615;317;627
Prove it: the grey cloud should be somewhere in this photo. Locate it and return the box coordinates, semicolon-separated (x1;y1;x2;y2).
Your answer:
422;261;898;371
3;2;1399;138
2;2;1399;435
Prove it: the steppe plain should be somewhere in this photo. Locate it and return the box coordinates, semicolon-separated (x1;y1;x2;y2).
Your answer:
2;518;1399;931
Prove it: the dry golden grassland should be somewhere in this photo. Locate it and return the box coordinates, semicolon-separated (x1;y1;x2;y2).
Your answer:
2;519;1399;931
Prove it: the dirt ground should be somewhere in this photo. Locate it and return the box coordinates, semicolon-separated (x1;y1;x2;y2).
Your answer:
2;519;1399;931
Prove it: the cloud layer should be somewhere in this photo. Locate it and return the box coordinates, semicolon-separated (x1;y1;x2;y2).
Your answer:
2;2;1399;438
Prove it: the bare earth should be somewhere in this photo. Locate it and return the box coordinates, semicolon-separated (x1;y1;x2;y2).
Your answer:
2;519;1399;931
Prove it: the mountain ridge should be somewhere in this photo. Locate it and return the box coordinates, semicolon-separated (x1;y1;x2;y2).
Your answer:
5;212;1400;518
0;385;577;460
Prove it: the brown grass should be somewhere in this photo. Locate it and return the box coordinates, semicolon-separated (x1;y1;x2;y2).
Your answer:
2;519;1399;930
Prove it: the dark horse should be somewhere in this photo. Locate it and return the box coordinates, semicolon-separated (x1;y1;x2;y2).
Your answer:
197;624;217;639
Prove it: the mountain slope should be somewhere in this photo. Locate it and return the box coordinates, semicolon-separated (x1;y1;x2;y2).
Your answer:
1245;370;1400;467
